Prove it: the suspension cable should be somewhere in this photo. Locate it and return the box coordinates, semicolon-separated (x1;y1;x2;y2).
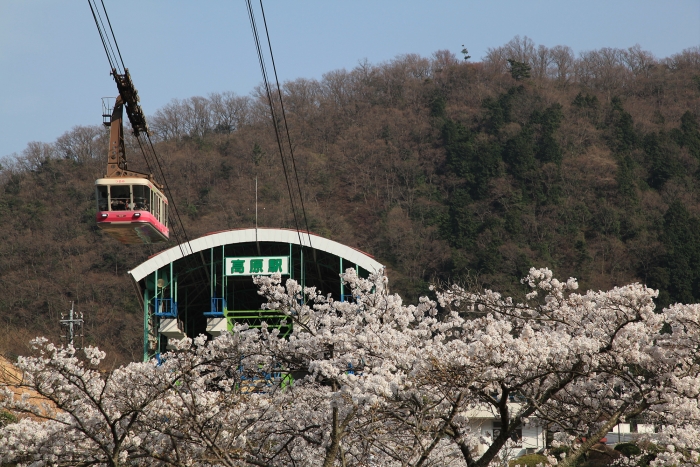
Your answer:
245;0;304;248
144;132;195;256
87;0;123;74
133;134;191;260
99;0;126;72
246;0;314;251
257;0;314;251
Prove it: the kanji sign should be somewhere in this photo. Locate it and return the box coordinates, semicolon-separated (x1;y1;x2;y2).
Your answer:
224;257;289;276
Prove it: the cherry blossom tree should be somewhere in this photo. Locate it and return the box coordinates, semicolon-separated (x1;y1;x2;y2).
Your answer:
1;268;699;466
431;269;700;467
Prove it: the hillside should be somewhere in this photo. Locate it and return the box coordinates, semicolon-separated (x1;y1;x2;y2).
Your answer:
2;37;700;364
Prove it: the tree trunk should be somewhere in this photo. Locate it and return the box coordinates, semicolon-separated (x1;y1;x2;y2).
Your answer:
322;406;341;467
558;407;627;467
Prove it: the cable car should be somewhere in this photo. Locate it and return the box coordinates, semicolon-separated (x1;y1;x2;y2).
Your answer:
94;70;170;245
95;178;168;244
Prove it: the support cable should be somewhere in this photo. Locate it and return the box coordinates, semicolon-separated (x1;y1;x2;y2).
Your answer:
99;0;126;72
133;135;190;260
87;0;117;71
144;132;195;256
257;0;314;251
245;0;305;249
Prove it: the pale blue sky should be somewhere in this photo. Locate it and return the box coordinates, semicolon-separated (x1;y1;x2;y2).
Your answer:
1;1;698;158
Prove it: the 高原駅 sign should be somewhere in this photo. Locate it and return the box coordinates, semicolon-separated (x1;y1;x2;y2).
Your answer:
224;257;289;276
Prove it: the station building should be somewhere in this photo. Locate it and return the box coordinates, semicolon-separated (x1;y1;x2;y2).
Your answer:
128;228;384;361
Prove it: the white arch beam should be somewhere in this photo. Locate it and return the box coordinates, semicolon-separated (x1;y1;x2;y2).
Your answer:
129;228;384;282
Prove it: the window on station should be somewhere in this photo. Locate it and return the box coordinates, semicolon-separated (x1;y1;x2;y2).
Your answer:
492;420;522;447
133;185;151;212
96;186;109;211
110;185;131;211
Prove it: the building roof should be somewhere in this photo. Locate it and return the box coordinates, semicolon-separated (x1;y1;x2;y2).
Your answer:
128;228;384;282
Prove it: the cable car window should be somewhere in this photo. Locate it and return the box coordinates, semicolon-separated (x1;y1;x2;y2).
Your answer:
110;185;130;211
96;186;109;211
133;185;150;211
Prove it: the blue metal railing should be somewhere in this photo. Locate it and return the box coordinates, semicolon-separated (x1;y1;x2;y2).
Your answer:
154;298;177;318
204;297;227;317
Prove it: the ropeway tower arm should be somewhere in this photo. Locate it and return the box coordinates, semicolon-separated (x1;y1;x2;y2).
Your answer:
105;94;155;182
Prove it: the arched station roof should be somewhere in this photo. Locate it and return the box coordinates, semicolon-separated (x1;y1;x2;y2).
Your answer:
129;228;384;282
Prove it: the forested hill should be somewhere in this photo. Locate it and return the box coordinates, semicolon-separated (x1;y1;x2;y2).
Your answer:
2;37;700;364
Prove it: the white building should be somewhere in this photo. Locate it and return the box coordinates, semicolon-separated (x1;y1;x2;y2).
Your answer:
464;404;546;459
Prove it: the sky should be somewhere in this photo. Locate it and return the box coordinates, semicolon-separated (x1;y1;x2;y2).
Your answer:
1;1;698;159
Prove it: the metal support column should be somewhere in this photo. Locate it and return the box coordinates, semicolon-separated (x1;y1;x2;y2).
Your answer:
155;269;160;354
210;248;214;302
143;288;149;362
301;247;305;292
222;245;226;310
340;257;344;302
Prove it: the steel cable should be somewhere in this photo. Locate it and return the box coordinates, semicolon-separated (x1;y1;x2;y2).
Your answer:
257;0;314;251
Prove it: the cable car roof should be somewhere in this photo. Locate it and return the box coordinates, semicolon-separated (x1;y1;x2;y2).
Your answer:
128;228;384;282
95;178;159;186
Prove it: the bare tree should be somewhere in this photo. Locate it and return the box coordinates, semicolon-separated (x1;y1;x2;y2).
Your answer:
483;45;509;74
576;47;631;96
17;141;56;171
548;45;575;84
531;44;552;80
150;98;187;141
183;96;212;138
502;35;537;66
55;125;106;163
622;44;657;78
663;45;700;71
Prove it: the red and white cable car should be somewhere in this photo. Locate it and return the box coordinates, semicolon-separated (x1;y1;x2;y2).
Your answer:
94;71;169;244
95;178;168;244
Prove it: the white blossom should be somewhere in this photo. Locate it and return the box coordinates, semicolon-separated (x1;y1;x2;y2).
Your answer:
0;268;699;467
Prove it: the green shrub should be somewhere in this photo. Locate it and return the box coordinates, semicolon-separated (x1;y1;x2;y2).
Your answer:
0;410;17;427
548;446;569;461
614;442;642;457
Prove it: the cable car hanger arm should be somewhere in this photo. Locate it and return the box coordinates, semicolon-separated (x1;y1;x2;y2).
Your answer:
112;68;149;138
105;94;156;181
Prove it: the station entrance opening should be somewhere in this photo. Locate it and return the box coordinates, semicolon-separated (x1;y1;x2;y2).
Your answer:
129;228;384;361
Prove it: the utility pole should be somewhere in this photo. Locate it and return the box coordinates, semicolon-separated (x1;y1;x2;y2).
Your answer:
60;301;84;349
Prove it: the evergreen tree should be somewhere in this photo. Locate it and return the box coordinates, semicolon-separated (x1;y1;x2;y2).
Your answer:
671;111;700;159
532;104;564;164
644;132;682;189
657;201;700;306
609;97;638;153
482;86;525;134
442;120;501;200
507;59;531;80
503;127;536;181
616;155;637;199
444;188;477;250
